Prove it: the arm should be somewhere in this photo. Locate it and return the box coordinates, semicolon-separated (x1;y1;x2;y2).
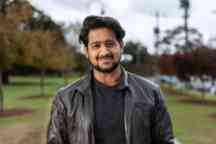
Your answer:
47;91;69;144
151;88;175;144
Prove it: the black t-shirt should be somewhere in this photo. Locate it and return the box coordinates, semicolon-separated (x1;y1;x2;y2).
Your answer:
93;79;126;144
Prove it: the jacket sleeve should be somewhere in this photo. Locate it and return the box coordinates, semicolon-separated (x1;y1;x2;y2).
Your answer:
151;88;175;144
47;90;69;144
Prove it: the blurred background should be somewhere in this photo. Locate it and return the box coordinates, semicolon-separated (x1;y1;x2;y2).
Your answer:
0;0;216;144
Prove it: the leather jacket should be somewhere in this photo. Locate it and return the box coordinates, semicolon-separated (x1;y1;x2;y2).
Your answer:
47;69;175;144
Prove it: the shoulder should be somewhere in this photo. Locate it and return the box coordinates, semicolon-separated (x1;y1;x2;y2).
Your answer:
52;75;88;104
127;72;160;91
127;72;165;104
59;76;86;95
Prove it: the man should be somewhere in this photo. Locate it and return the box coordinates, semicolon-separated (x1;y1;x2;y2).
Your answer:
47;15;175;144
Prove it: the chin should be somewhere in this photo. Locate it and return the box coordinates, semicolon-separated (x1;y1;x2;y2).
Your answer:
94;65;119;73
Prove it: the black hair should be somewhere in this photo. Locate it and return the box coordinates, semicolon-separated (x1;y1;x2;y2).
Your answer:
79;15;126;47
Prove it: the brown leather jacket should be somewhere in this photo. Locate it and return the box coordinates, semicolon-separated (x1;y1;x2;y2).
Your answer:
47;69;175;144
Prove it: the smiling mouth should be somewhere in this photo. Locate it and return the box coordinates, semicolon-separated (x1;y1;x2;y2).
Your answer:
98;57;113;64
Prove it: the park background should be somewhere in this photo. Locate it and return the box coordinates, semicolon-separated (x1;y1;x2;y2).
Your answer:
0;0;216;144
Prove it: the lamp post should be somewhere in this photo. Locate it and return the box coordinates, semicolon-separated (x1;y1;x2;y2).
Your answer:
153;11;161;55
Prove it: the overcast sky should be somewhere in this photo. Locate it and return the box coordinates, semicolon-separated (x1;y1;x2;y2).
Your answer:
30;0;216;53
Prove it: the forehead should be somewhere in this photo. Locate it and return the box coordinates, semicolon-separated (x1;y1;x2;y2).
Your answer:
88;27;117;43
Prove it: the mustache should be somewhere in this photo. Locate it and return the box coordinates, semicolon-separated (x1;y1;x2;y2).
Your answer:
96;54;113;60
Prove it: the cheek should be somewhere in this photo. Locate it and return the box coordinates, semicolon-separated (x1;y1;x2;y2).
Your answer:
87;52;98;62
113;49;122;58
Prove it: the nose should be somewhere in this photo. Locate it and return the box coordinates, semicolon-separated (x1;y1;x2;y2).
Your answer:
100;44;111;55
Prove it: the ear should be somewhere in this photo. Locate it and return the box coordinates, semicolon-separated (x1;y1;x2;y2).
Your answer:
120;41;124;53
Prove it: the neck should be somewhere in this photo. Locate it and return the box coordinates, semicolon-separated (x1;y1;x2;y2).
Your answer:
93;66;122;87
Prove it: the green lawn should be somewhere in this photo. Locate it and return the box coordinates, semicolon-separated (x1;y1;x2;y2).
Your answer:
0;75;80;126
162;84;216;144
0;76;216;144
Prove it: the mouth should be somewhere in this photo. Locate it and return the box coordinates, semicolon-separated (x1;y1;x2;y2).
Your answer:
99;57;113;64
97;54;114;63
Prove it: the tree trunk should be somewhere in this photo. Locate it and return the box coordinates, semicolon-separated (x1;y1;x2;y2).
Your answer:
0;0;7;15
0;70;4;112
2;70;9;85
184;7;189;52
40;69;45;97
63;71;69;86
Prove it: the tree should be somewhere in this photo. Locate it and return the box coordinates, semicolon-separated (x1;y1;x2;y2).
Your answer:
72;51;89;73
0;0;33;85
49;45;75;85
124;40;148;64
0;32;17;111
158;0;203;54
0;0;74;110
180;0;190;51
158;54;176;75
159;26;203;53
123;40;158;76
0;30;20;111
23;30;57;96
23;28;75;94
0;0;30;111
159;46;216;80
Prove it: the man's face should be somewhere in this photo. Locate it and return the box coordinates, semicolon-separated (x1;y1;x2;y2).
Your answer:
85;27;123;73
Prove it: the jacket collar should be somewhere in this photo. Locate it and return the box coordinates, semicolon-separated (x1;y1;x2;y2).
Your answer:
76;66;129;94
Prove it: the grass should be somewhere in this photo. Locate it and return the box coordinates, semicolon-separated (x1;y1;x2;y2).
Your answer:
162;84;216;144
4;75;79;97
0;76;216;144
0;74;80;126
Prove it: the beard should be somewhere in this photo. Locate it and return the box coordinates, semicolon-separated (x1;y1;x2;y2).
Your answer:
90;54;121;73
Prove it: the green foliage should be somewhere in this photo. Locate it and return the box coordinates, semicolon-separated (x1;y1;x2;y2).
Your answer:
73;52;88;73
124;40;147;64
0;32;17;69
0;0;76;111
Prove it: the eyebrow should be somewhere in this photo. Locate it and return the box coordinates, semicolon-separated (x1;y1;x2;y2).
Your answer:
89;42;100;47
90;39;114;45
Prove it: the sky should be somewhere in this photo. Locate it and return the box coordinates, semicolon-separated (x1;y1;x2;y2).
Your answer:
30;0;216;53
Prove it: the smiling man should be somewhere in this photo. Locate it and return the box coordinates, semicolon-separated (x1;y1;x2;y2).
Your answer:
47;15;175;144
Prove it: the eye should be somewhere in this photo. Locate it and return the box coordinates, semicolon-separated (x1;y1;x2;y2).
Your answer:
105;41;115;48
91;43;100;49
